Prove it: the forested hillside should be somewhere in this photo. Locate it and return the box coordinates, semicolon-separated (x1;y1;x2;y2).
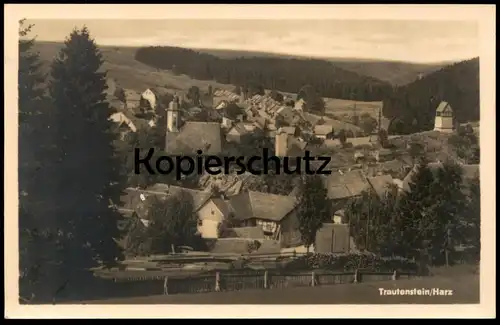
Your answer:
197;48;448;86
134;46;394;102
382;57;479;134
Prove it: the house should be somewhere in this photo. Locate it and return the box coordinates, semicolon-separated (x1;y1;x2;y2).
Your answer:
314;125;334;140
196;197;233;239
164;96;223;155
275;106;296;125
226;122;254;144
141;87;172;112
213;89;240;106
314;223;352;253
141;88;157;110
165;121;223;155
219;102;245;128
294;98;306;111
434;101;454;133
323;169;370;212
108;111;138;139
275;127;307;157
228;191;302;248
123;89;142;111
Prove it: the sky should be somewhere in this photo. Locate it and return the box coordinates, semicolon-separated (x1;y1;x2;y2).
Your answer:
27;19;479;63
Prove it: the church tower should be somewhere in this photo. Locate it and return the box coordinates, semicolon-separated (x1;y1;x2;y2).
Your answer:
166;95;180;133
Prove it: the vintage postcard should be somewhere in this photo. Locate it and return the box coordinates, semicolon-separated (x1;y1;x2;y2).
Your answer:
5;4;496;319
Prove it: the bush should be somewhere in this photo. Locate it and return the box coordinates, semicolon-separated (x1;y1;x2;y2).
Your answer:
284;253;421;274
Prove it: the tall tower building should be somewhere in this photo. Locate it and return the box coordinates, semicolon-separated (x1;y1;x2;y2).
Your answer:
166;95;180;133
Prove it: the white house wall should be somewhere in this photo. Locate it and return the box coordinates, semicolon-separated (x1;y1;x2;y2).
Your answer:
196;200;225;239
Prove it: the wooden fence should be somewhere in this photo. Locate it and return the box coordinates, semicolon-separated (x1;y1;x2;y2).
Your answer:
106;269;417;296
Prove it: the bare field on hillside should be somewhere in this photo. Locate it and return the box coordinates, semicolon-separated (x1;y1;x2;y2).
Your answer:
34;42;233;94
323;98;382;119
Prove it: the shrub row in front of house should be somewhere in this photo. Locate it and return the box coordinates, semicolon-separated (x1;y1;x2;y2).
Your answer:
283;252;423;274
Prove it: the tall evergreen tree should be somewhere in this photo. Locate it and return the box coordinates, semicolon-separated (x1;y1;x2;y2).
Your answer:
47;27;125;299
397;160;437;259
462;175;480;260
143;192;202;254
430;161;466;265
18;19;54;302
296;174;330;252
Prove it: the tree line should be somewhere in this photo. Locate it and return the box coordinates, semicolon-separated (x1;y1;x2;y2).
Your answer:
345;159;480;266
134;46;393;102
383;58;480;135
19;22;125;303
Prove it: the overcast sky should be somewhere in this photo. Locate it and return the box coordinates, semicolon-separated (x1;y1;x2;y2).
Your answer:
27;19;479;63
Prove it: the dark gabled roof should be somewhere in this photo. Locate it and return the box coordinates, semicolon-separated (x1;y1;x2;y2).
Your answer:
366;174;394;200
210;197;232;217
165;121;223;155
120;184;212;220
324;169;371;200
228;191;297;222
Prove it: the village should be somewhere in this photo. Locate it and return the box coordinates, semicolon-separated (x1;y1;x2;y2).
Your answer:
17;17;484;305
105;77;480;276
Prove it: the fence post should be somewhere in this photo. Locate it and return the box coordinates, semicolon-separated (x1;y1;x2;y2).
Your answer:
353;269;359;283
215;272;221;292
392;270;399;281
264;270;268;289
311;271;316;287
163;276;169;295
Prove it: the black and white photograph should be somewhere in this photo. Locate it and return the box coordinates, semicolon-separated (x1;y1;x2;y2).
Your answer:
5;4;496;319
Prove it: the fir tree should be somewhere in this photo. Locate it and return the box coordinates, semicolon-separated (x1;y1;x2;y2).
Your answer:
144;192;202;254
296;174;330;252
397;160;437;259
430;160;466;265
463;175;480;260
47;27;125;299
18;19;56;302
